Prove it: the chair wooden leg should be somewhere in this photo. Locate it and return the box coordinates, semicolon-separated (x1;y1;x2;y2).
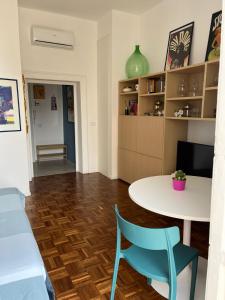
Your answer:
190;256;198;300
110;255;120;300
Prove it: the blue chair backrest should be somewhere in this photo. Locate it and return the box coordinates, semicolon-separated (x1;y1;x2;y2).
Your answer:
115;205;180;251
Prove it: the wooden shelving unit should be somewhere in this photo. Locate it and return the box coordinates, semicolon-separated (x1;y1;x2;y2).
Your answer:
165;63;205;119
139;72;166;117
118;60;219;183
166;96;203;101
119;78;139;116
165;117;216;121
120;91;138;95
36;144;67;162
140;92;165;97
205;86;218;91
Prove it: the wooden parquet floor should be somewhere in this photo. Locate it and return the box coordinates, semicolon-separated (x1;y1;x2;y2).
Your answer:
26;172;209;300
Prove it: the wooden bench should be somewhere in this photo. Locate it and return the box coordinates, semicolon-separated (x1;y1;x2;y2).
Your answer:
36;144;67;162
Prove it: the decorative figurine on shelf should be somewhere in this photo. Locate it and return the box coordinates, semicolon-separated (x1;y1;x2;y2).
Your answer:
172;170;186;191
183;104;192;117
126;45;149;78
122;87;133;93
174;109;184;117
153;100;163;116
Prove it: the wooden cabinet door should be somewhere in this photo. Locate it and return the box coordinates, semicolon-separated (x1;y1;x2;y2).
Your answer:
137;154;163;180
137;117;164;159
118;116;137;152
118;149;138;184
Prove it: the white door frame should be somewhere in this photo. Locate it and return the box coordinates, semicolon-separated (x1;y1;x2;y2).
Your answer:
23;71;89;178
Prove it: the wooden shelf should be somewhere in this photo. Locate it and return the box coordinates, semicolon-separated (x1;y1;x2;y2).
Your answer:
120;91;138;95
139;116;164;118
167;62;205;74
119;77;139;83
118;60;219;184
203;118;216;121
206;59;219;65
119;114;138;117
37;153;67;158
205;86;218;91
166;117;216;121
205;60;219;88
140;92;165;97
141;71;166;79
166;96;203;101
36;144;67;162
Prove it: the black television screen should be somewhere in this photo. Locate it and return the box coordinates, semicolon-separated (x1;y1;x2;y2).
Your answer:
176;141;214;178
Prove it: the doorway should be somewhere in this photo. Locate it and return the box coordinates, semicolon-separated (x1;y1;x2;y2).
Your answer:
24;72;89;182
27;81;77;177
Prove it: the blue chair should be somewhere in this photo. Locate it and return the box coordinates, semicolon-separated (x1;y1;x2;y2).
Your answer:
110;206;198;300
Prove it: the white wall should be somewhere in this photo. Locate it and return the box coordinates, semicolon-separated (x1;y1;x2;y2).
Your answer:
97;35;111;177
19;7;98;172
140;0;221;146
97;11;140;178
111;11;140;178
28;84;64;161
0;1;29;195
97;12;112;178
187;122;215;145
98;1;221;179
140;0;222;72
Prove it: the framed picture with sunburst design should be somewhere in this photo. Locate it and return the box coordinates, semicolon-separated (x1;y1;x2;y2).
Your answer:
164;22;194;70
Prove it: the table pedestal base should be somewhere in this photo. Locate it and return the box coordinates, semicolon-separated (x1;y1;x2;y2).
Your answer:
151;257;207;300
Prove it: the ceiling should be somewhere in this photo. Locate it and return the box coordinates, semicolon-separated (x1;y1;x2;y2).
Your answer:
18;0;162;21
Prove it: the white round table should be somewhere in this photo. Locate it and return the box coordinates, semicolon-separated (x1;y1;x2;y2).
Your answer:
129;175;212;300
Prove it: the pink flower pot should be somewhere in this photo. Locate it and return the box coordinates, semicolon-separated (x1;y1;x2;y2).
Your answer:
172;179;186;191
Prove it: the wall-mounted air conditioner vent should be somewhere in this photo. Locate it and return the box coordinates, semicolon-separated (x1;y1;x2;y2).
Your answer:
31;26;74;49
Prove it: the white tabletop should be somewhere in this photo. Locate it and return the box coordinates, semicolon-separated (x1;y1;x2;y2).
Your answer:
129;175;211;222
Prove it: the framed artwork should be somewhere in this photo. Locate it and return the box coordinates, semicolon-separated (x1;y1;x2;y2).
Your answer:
51;96;57;111
0;78;21;132
33;84;45;99
205;10;222;61
165;22;194;70
67;86;74;122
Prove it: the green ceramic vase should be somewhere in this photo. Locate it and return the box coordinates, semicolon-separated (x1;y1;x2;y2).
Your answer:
125;45;149;78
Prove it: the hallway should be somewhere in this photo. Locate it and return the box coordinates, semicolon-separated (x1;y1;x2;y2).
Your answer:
33;160;75;177
26;173;209;299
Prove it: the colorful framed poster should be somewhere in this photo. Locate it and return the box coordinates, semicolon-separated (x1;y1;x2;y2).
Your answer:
0;78;21;132
165;22;194;70
67;85;74;123
205;10;222;61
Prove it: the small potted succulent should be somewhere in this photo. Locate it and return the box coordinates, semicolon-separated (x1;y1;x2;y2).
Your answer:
172;170;186;191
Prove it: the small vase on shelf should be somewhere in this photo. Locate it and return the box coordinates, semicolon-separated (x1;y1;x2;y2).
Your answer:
126;45;149;79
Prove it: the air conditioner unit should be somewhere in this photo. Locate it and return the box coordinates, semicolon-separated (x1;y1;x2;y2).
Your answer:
31;26;74;49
